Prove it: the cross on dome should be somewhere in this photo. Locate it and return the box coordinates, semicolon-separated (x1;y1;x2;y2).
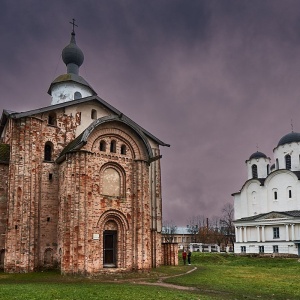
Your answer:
69;18;78;34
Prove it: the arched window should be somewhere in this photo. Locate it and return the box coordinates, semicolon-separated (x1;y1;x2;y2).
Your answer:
74;91;82;99
276;158;279;169
110;140;116;153
252;164;258;178
48;112;56;126
121;144;126;155
285;154;291;170
44;142;53;161
100;140;106;152
273;189;278;201
91;109;97;120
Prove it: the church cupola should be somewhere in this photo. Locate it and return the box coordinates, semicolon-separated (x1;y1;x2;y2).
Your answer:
273;131;300;171
246;151;270;180
48;19;96;105
62;31;84;75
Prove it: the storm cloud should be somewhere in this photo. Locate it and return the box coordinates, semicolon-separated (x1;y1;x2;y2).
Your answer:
1;0;300;225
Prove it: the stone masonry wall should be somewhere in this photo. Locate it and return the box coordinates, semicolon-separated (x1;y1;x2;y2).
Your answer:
4;108;81;272
0;163;9;267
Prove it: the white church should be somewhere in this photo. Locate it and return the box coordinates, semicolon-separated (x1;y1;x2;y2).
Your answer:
233;132;300;256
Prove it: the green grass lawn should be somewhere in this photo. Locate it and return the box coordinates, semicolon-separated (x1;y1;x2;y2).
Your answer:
1;254;300;299
166;253;300;300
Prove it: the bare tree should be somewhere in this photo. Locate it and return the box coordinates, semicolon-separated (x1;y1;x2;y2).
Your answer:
186;215;206;242
162;221;177;242
220;203;235;249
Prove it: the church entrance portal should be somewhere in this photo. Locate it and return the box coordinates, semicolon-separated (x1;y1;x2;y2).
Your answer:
103;230;117;267
0;250;4;269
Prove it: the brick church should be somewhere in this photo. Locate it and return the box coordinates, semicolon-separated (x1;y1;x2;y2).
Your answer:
0;27;173;273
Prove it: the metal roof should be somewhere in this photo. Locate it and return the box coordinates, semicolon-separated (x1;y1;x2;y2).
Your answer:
249;151;267;160
47;73;97;95
0;96;170;148
277;132;300;147
235;210;300;222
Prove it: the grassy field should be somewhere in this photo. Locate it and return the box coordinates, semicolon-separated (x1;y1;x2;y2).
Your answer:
1;253;300;299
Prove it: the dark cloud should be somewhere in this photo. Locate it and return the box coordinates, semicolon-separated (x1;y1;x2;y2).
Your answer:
1;0;300;225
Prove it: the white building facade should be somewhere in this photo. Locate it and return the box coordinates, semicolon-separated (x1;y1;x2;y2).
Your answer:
233;132;300;256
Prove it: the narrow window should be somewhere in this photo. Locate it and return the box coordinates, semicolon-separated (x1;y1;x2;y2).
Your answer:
285;154;291;170
267;164;269;175
110;140;116;153
48;112;56;126
289;189;292;198
49;173;53;180
44;142;53;162
121;144;126;155
273;227;280;239
47;217;51;222
276;158;279;169
91;109;97;120
274;191;278;200
273;245;279;253
100;140;106;152
259;246;264;253
74;91;82;99
252;164;258;178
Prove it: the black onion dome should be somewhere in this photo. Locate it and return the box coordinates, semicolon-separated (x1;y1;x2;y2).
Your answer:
62;33;84;67
277;132;300;146
249;151;267;160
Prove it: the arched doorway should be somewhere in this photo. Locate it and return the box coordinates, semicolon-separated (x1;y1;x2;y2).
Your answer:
0;249;5;269
103;230;117;267
97;210;129;269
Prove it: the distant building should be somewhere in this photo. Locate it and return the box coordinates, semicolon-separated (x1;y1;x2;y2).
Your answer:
233;132;300;256
162;226;193;250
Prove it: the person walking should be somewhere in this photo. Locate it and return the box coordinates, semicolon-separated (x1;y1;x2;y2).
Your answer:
182;249;187;265
187;249;192;265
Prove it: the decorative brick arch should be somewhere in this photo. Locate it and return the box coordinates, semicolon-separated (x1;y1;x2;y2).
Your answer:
97;209;129;230
87;126;145;160
82;116;152;160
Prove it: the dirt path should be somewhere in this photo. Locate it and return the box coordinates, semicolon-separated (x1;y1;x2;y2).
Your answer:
132;267;198;291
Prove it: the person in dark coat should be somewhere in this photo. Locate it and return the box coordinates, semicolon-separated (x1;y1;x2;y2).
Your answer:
187;249;192;265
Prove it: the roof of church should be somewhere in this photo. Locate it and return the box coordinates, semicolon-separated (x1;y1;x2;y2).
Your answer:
235;210;300;222
0;96;170;148
249;151;267;160
47;73;97;96
277;132;300;146
0;143;10;163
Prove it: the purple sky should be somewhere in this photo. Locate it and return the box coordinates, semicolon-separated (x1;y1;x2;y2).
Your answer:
1;1;300;226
